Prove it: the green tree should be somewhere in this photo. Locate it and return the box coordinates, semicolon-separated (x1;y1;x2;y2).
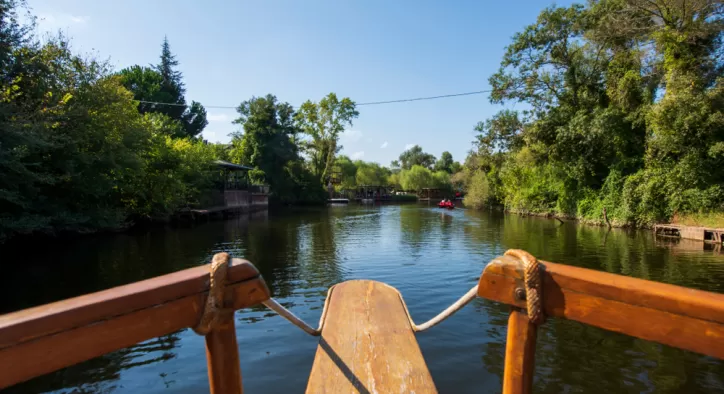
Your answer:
388;172;402;189
231;94;322;203
118;37;208;138
390;159;401;173
154;36;185;120
432;170;452;192
0;0;32;70
117;66;166;114
434;151;455;173
399;165;435;192
355;161;389;186
0;34;153;238
463;171;491;209
295;93;359;184
398;145;436;170
332;155;358;190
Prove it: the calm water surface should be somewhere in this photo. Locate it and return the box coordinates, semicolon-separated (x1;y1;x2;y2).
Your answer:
2;204;724;393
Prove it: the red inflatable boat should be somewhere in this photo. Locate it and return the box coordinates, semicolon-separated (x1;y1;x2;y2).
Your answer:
438;200;455;209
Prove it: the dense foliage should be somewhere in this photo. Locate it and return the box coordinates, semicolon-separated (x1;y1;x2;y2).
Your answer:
461;0;724;227
0;2;374;241
0;4;233;242
5;0;714;242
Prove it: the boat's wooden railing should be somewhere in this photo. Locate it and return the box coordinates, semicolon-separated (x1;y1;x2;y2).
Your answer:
479;253;724;394
0;258;270;393
1;251;723;393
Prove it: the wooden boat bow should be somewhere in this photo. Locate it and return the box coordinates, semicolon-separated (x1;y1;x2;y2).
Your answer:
0;249;722;394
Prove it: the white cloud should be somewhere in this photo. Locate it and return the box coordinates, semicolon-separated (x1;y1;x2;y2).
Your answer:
69;16;89;24
380;141;388;149
342;129;363;142
38;13;89;28
207;113;229;122
351;151;365;160
404;143;415;150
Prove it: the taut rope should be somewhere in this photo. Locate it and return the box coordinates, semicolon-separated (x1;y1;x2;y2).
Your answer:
194;249;544;336
403;285;479;332
260;286;336;336
261;283;480;335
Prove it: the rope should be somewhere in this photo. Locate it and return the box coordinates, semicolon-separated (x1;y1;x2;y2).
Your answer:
193;252;234;336
402;285;479;332
257;248;544;335
260;286;336;336
505;249;545;325
260;283;479;335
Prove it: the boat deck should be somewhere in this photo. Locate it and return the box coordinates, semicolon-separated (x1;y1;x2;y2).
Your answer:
306;280;436;393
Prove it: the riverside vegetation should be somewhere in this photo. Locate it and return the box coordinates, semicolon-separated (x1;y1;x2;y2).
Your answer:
1;0;722;243
460;0;724;228
0;1;349;241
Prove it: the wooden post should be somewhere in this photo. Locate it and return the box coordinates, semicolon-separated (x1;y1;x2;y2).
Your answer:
503;308;537;394
205;312;243;394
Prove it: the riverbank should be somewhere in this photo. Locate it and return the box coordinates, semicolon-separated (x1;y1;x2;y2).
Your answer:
500;206;724;236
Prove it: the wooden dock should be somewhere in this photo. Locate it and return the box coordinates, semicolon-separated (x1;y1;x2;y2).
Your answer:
653;224;724;243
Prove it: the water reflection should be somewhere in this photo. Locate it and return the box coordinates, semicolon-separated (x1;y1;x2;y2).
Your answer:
5;333;182;394
1;205;723;393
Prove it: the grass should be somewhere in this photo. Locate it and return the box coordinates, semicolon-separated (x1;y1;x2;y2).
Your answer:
672;212;724;228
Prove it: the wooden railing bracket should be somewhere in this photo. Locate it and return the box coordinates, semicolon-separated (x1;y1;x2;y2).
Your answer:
478;248;724;394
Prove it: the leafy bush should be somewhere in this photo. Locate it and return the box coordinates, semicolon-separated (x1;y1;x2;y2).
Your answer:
463;170;490;209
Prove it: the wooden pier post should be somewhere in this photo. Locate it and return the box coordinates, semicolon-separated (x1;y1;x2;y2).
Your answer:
205;312;243;394
502;308;537;394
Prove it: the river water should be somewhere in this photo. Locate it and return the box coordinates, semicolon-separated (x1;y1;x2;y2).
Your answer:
2;204;724;393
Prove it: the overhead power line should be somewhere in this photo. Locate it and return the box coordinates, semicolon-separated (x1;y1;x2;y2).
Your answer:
357;90;491;106
137;100;236;109
134;89;492;110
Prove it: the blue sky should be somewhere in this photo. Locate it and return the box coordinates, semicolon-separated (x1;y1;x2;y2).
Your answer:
28;0;574;166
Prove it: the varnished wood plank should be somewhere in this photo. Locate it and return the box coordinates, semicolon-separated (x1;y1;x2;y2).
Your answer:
0;258;262;349
206;313;243;394
478;255;724;359
0;259;270;389
502;309;537;394
306;280;437;394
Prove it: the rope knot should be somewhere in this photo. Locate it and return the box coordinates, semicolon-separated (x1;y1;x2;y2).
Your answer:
504;249;545;325
193;252;233;336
